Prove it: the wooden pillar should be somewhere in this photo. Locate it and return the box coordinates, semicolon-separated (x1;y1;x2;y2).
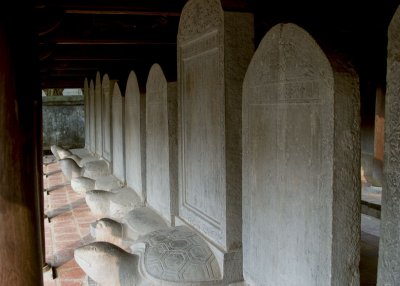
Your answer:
0;5;43;286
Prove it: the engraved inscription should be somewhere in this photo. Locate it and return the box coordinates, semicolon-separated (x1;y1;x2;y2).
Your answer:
180;32;223;229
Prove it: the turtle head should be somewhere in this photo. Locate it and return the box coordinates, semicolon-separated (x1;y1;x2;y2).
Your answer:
90;218;123;245
74;242;138;285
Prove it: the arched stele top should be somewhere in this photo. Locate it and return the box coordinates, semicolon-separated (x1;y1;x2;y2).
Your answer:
243;23;334;93
177;0;223;42
146;63;167;102
377;5;400;286
145;63;171;222
242;23;359;286
125;70;144;199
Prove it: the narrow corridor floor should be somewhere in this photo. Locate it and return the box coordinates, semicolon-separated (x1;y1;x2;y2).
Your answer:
43;155;96;286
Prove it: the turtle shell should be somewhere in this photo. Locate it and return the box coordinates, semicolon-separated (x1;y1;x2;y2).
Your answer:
138;226;221;283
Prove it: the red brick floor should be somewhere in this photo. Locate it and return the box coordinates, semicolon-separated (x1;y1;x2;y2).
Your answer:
43;156;96;286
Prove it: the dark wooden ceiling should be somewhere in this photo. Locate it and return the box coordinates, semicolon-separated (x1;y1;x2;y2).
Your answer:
35;0;400;92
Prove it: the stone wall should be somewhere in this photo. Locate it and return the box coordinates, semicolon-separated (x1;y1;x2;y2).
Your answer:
42;95;84;151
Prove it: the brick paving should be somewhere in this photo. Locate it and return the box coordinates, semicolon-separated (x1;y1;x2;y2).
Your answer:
43;156;96;286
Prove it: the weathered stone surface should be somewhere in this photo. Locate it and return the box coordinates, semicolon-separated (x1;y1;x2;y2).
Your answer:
91;207;169;248
89;79;96;154
72;82;122;195
101;74;113;163
71;177;95;195
123;207;169;241
75;227;221;285
75;242;138;286
90;218;123;246
125;71;145;200
146;64;178;224
84;78;90;149
95;72;103;157
82;160;110;180
242;23;360;285
70;148;92;158
177;1;253;282
94;175;123;191
86;187;142;219
50;145;70;160
59;158;82;180
378;6;400;286
43;96;85;151
112;83;125;183
134;226;221;283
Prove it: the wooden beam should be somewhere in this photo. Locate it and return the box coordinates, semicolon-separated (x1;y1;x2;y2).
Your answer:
51;40;176;45
39;44;176;61
64;9;181;16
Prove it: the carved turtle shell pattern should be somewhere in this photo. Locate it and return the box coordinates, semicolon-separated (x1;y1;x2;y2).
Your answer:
138;226;221;283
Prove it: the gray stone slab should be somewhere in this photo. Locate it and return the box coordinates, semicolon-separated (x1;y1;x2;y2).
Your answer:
125;71;145;200
95;72;103;157
84;78;90;149
378;6;400;286
242;23;360;286
178;0;253;252
146;64;178;224
177;0;253;282
111;83;125;183
89;79;96;154
102;74;113;164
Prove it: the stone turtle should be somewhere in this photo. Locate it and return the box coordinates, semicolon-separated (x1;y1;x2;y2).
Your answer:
91;206;169;248
75;226;222;286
